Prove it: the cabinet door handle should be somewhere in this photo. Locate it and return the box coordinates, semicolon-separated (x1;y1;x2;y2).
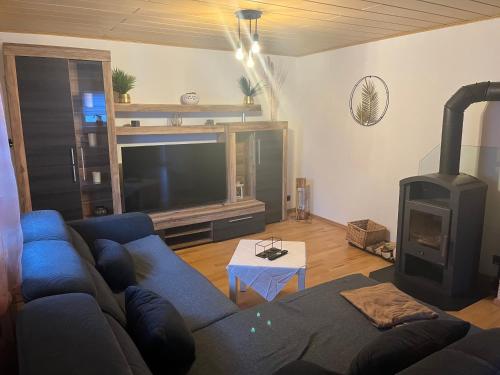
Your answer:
229;216;253;223
257;139;261;165
80;146;86;181
70;147;77;183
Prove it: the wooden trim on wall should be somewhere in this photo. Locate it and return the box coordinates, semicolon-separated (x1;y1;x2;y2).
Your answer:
4;54;31;212
311;214;348;230
286;209;347;229
3;43;111;62
102;61;122;214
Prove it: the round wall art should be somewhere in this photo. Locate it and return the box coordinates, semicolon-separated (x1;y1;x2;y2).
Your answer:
349;76;389;127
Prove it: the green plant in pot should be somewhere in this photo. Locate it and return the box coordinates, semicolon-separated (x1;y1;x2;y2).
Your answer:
239;76;264;105
112;68;136;104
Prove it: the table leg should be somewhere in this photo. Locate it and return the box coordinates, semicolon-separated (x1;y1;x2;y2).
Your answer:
229;270;238;303
240;280;247;292
298;268;306;290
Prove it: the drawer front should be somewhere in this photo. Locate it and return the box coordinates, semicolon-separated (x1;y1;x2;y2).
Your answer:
213;212;265;242
405;246;447;266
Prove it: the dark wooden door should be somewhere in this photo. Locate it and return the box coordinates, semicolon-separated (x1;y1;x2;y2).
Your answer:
255;130;283;223
16;56;82;220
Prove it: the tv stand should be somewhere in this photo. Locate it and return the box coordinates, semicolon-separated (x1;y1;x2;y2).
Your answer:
149;200;266;250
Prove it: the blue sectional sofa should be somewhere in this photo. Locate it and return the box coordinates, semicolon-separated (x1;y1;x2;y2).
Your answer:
16;210;500;375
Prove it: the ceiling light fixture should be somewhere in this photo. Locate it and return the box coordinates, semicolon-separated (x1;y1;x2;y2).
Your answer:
235;9;262;67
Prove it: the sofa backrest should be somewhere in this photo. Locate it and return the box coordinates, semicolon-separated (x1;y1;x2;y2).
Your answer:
69;212;155;251
21;210;96;302
21;209;70;244
400;328;500;374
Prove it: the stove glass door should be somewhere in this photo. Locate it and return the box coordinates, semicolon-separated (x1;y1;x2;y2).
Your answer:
403;201;451;265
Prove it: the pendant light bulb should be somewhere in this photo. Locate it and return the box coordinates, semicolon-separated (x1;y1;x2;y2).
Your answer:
251;34;260;54
236;45;244;61
247;52;255;68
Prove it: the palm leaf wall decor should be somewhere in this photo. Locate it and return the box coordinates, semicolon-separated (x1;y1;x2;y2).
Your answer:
354;79;379;126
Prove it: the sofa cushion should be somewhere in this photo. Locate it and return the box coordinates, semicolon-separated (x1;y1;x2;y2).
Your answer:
124;235;239;331
125;286;195;375
189;274;466;375
94;239;137;293
349;319;470;375
104;313;152;375
399;329;500;375
68;225;95;265
21;210;70;243
22;240;96;302
86;263;127;326
16;293;134;375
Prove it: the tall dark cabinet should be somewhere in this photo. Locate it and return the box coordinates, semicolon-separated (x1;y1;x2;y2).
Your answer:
231;124;287;224
4;44;121;220
16;57;83;219
255;130;284;223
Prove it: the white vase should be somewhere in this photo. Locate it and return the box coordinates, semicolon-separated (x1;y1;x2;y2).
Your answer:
180;92;199;105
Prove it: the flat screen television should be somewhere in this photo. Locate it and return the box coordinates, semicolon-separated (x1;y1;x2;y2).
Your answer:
122;143;227;212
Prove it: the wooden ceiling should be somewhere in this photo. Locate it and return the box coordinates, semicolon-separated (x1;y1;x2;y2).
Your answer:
1;0;499;56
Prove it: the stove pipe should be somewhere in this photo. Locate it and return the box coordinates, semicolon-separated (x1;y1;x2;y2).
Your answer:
439;81;500;175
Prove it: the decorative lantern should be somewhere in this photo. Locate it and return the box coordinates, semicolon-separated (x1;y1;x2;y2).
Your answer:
236;182;244;200
295;177;310;221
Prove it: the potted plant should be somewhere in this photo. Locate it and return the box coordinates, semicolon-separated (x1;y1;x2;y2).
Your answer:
112;68;136;104
238;76;264;105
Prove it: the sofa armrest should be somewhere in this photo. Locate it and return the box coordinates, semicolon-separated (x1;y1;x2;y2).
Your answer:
21;240;96;302
69;213;155;248
17;293;134;375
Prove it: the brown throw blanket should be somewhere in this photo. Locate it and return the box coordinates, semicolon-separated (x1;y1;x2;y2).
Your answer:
340;283;438;329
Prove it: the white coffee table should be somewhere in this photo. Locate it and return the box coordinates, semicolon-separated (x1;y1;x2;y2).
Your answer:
227;239;307;303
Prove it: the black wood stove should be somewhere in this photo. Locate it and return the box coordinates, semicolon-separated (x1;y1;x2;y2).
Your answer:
396;81;500;298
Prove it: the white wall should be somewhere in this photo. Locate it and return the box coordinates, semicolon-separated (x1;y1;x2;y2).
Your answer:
0;32;299;205
292;18;500;275
3;19;499;273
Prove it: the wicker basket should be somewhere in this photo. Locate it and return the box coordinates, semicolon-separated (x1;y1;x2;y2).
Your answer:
346;219;387;249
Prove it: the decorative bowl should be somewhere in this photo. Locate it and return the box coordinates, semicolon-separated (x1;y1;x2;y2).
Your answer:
180;92;199;105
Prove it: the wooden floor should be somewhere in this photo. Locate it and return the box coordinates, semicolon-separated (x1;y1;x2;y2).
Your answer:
178;217;500;329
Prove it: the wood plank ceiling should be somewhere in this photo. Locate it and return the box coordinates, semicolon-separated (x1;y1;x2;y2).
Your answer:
0;0;499;56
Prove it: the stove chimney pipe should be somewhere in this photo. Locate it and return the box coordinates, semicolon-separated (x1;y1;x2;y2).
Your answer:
439;81;500;175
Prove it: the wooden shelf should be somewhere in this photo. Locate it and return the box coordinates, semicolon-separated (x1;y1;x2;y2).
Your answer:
115;121;287;136
164;226;212;239
116;125;225;136
169;238;212;250
150;199;265;230
114;103;261;115
221;121;288;132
